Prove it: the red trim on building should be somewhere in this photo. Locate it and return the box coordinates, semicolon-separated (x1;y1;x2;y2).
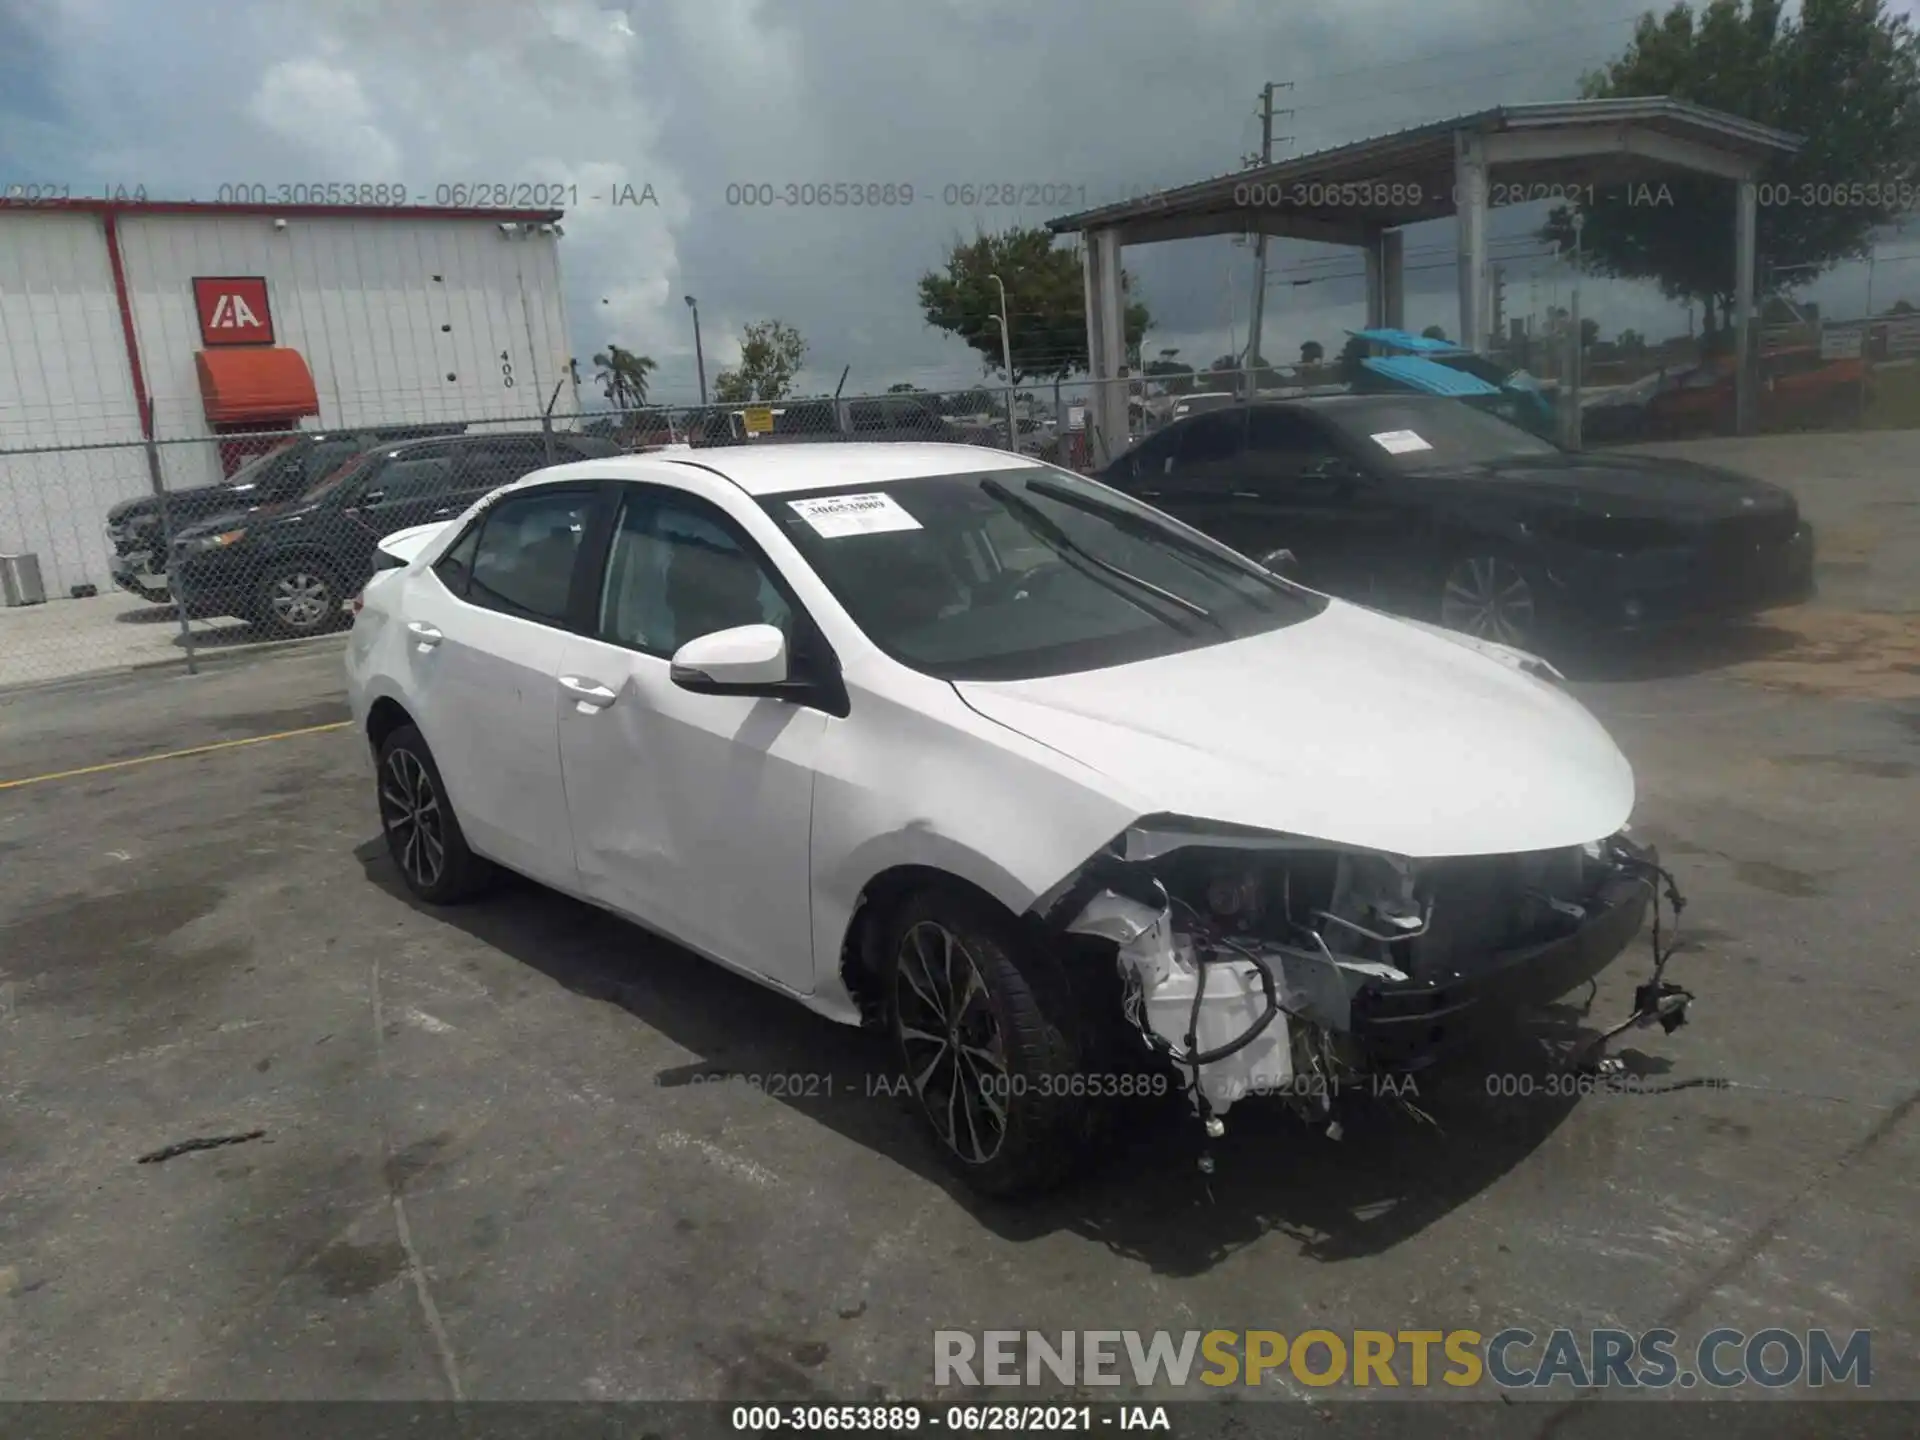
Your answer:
100;211;155;440
0;199;562;224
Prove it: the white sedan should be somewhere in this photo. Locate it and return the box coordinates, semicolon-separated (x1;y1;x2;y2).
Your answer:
346;442;1690;1196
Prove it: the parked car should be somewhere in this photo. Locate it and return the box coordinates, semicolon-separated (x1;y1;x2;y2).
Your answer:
1346;329;1559;440
1097;394;1815;650
1642;347;1864;438
695;396;988;446
1578;370;1669;446
168;430;617;637
1169;391;1239;421
105;424;466;604
346;441;1692;1196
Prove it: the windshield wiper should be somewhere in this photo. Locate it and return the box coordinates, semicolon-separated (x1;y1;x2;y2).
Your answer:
1020;475;1307;606
979;478;1218;630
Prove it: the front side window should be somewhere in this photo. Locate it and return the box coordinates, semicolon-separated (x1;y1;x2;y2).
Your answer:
760;465;1325;682
599;491;793;656
465;488;593;623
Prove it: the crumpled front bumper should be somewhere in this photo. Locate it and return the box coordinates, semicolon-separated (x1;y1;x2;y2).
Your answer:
1349;865;1650;1070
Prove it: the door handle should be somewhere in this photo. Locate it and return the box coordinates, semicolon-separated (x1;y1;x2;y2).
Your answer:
406;621;442;648
1232;490;1260;500
559;675;618;708
362;490;386;505
432;506;454;517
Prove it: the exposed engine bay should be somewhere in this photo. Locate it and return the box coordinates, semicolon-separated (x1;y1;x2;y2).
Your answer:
1041;819;1692;1152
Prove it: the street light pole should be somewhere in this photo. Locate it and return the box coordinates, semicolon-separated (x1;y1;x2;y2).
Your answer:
989;272;1015;450
684;294;708;406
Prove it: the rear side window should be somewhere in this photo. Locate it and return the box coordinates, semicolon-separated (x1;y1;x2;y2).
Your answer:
371;455;455;500
465;488;594;624
1172;411;1243;467
433;523;482;597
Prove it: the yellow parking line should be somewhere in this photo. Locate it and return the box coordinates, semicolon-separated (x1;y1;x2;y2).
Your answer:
0;720;351;792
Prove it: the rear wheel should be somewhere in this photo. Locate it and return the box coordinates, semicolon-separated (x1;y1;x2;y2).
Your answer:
883;886;1091;1198
252;559;346;637
1439;551;1542;648
376;725;497;904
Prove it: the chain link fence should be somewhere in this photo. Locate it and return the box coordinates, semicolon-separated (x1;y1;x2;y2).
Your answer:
0;383;1127;692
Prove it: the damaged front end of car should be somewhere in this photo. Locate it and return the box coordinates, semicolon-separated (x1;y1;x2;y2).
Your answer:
1035;816;1693;1155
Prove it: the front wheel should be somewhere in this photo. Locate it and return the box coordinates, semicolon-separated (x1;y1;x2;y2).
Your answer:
252;559;346;638
1439;552;1542;648
883;886;1091;1198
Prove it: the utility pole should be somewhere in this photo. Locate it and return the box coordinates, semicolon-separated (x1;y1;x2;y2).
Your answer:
1489;263;1506;353
1243;81;1293;402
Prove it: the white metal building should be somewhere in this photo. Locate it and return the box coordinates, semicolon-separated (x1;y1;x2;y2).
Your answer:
0;199;580;594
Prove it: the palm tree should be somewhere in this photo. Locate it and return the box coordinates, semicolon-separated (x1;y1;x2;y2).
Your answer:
591;345;658;412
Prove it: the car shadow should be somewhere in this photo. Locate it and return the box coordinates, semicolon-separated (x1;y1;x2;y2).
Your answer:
356;842;1602;1278
1552;620;1799;683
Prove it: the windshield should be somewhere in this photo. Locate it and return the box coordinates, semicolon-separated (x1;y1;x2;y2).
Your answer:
1317;398;1560;469
760;465;1327;682
219;442;297;490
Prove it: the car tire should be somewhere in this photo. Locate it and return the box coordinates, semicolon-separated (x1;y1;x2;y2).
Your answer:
1438;549;1546;649
882;884;1092;1198
251;558;347;638
375;724;498;905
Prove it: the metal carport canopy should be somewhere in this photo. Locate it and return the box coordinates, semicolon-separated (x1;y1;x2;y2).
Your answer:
1048;98;1803;464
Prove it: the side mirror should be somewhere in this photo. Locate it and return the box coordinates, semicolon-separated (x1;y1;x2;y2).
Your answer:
1302;456;1354;484
1259;547;1300;578
670;623;789;693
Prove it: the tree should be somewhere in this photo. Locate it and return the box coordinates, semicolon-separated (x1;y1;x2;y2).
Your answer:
1542;0;1920;347
1144;356;1196;394
917;226;1151;383
1299;339;1325;364
1618;327;1649;354
886;382;921;393
591;344;657;409
1890;298;1915;313
713;320;807;403
1580;317;1602;350
1421;325;1450;342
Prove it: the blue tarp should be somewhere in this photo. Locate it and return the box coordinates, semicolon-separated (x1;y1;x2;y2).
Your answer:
1349;327;1470;356
1359;355;1504;397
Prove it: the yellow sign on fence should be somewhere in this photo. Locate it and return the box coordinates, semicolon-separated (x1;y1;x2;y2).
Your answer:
743;406;774;435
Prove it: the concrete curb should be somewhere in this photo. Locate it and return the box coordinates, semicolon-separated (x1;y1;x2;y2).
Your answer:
0;631;347;703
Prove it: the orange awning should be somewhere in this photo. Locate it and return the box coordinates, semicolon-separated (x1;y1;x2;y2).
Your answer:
195;347;319;424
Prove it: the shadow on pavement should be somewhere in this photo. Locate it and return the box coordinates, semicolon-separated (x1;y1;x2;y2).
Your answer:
357;842;1601;1279
1554;620;1798;683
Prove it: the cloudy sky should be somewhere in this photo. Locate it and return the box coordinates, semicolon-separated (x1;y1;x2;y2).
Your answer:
5;0;1916;404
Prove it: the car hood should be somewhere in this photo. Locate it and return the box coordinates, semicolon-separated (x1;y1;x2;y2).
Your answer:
172;495;315;541
107;480;244;524
1426;452;1794;520
952;601;1634;859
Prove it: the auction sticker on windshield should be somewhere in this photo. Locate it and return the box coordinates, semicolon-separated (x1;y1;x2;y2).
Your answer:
788;492;924;538
1371;429;1432;454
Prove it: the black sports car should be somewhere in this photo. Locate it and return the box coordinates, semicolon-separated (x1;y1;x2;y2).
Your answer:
1096;394;1815;650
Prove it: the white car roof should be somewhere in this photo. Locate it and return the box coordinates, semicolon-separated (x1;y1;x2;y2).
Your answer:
629;441;1039;497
